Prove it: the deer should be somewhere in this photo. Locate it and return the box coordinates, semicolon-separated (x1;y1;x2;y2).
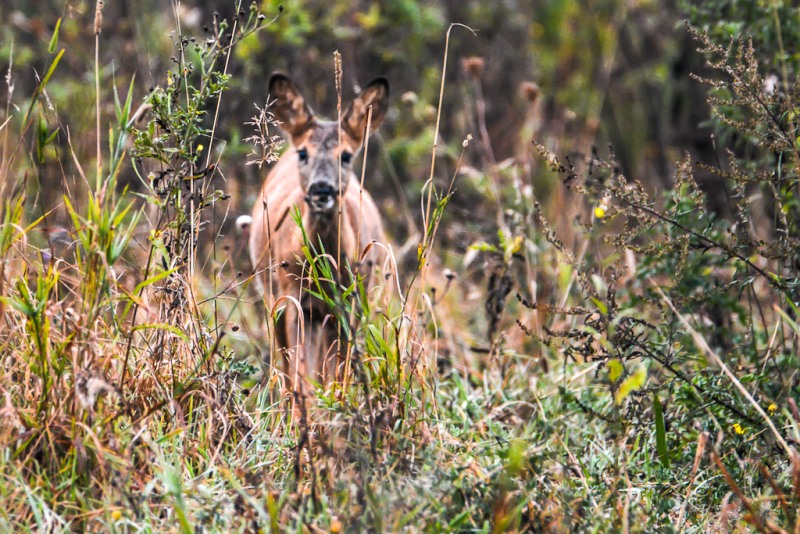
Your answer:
249;73;389;399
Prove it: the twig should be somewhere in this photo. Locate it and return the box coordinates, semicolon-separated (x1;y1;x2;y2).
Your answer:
624;198;793;298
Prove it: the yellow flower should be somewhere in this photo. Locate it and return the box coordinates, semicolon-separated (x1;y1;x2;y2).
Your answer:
197;144;204;153
111;509;122;520
594;206;606;219
768;403;777;413
732;423;745;435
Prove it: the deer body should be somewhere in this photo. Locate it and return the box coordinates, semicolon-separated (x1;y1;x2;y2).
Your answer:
249;74;388;392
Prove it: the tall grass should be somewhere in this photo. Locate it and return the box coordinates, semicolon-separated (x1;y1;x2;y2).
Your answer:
0;2;799;532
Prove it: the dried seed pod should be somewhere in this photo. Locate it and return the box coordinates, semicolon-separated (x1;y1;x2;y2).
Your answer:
461;56;485;78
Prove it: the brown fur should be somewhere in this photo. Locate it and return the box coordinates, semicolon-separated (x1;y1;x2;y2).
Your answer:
249;74;388;395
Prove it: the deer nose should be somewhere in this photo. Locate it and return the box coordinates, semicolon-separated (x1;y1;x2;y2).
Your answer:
306;182;339;213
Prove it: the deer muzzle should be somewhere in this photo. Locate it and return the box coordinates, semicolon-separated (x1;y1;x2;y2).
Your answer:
305;182;338;215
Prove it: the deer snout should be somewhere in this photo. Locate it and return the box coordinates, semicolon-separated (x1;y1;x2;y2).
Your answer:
305;182;339;214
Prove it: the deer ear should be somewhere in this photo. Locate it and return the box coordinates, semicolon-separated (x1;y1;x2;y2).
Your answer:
342;77;389;145
269;73;315;138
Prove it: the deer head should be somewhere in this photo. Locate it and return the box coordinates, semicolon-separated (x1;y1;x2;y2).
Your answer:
268;73;389;216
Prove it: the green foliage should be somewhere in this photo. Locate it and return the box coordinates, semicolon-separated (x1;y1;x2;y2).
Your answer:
685;0;800;77
527;19;800;527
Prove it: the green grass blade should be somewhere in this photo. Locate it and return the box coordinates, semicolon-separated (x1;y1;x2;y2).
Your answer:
48;17;62;53
654;394;670;470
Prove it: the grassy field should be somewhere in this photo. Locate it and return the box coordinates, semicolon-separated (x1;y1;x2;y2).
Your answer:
1;1;800;532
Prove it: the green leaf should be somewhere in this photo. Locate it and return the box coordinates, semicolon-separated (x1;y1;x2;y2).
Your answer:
654;394;670;470
607;359;623;382
591;297;608;316
44;127;59;146
506;439;526;476
62;196;83;243
557;263;573;294
776;305;800;338
134;266;179;295
23;48;65;126
111;198;136;227
355;3;381;29
615;366;646;404
48;18;62;54
467;241;499;254
132;323;190;342
0;296;34;318
504;235;524;262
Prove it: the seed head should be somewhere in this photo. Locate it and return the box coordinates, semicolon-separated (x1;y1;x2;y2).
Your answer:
333;51;342;96
461;56;485;78
94;0;104;35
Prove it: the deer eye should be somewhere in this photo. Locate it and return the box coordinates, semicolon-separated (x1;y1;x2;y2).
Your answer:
297;148;309;163
340;151;352;165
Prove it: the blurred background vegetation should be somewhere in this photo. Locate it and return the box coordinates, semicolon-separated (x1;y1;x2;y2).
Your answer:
4;0;797;261
0;0;760;237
